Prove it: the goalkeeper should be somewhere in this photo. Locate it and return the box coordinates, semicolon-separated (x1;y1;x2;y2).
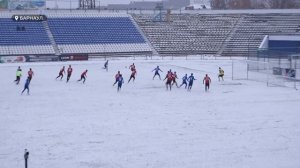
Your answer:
218;67;224;81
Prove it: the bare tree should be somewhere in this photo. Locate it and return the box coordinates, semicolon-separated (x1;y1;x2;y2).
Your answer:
212;0;299;9
262;0;297;9
226;0;252;9
210;0;226;9
280;0;297;8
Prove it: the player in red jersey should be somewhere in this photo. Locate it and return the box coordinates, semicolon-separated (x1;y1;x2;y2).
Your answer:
164;70;173;91
113;71;121;86
66;65;73;83
77;70;88;84
27;68;34;83
129;63;135;71
171;71;179;88
56;66;65;80
203;74;211;92
128;67;137;83
163;69;172;80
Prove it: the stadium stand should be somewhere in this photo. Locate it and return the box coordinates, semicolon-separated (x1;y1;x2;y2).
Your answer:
0;13;152;57
48;17;145;44
0;18;55;55
133;13;300;57
1;10;300;58
46;14;152;55
222;14;300;57
133;14;240;56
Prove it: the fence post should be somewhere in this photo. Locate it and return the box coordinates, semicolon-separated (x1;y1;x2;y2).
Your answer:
232;60;234;80
24;149;29;168
267;72;269;87
247;63;249;80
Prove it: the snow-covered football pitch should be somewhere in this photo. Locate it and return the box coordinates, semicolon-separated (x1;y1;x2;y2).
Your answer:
0;59;300;168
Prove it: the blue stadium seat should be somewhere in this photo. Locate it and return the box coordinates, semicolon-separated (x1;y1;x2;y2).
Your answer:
0;18;51;46
47;17;146;45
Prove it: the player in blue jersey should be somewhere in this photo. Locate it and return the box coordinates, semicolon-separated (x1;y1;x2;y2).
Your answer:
21;77;30;95
103;60;108;72
152;66;163;80
179;74;188;89
187;73;196;91
117;74;124;92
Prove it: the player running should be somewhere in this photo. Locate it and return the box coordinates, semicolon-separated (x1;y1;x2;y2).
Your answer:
164;71;173;91
21;77;30;95
14;66;22;85
218;67;224;81
117;74;124;92
27;68;34;83
187;73;196;91
128;66;137;83
113;71;121;86
56;66;65;80
179;74;188;89
129;63;135;71
77;70;88;84
103;60;108;72
203;74;212;92
66;65;73;83
172;71;179;87
152;66;163;80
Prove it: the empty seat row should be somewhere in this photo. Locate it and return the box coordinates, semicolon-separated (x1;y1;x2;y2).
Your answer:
47;17;146;45
0;18;51;46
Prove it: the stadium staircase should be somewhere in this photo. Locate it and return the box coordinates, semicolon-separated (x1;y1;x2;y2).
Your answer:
131;15;159;56
42;21;60;55
216;16;244;56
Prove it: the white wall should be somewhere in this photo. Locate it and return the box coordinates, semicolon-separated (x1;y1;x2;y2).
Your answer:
259;35;269;49
269;35;300;41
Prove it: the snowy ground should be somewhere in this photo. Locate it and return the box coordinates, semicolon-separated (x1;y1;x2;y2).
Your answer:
0;59;300;168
